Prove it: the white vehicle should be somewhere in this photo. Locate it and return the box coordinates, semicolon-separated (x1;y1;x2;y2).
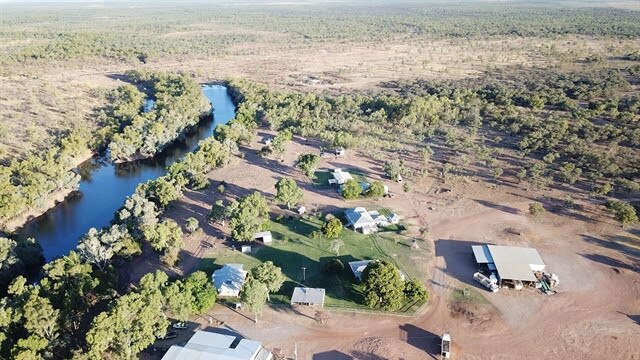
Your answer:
473;272;499;292
441;333;451;359
172;322;188;330
489;273;498;284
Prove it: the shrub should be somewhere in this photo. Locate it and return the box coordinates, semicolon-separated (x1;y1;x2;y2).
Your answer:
529;202;545;216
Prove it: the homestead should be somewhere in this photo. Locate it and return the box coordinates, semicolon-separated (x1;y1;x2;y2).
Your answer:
212;264;248;297
254;231;273;244
344;207;399;234
162;330;272;360
291;287;325;307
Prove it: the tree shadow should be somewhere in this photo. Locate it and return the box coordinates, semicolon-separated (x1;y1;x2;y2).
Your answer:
580;253;639;273
313;350;353;360
398;323;440;359
474;199;521;215
581;234;640;265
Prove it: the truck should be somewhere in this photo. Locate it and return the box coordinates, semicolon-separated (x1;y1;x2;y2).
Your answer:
441;333;451;359
473;272;499;292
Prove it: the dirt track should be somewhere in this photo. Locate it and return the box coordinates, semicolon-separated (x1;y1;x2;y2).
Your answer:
142;134;640;360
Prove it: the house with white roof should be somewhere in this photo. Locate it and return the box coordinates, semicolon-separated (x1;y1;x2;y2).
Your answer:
348;259;406;282
328;168;353;185
344;207;400;234
212;264;248;297
162;330;272;360
291;287;325;307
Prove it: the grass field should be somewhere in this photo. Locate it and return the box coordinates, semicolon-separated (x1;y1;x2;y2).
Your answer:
312;170;334;189
200;216;428;313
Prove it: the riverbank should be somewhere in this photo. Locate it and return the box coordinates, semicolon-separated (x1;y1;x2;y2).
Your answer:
3;149;95;233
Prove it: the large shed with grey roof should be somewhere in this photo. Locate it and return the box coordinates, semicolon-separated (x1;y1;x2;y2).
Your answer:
290;287;325;307
472;244;546;284
162;330;272;360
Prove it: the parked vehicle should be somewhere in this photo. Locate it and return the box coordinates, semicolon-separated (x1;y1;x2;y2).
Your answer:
441;333;451;359
473;272;499;292
172;322;188;330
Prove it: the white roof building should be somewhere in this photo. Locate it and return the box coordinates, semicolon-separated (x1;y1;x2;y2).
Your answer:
162;330;272;360
472;244;546;282
254;231;272;244
348;259;376;281
329;168;353;185
344;208;398;234
290;287;325;307
213;264;248;297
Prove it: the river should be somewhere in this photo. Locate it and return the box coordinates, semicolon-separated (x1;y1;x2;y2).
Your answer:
18;85;236;261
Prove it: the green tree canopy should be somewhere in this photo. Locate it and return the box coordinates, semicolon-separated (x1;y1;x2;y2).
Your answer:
275;178;304;209
250;261;285;301
228;192;270;242
143;220;184;253
322;218;343;238
607;200;638;225
366;181;386;199
240;278;268;323
361;260;405;311
296;153;320;177
341;178;362;200
403;279;429;302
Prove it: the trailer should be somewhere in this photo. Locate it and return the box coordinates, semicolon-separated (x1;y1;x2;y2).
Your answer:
473;272;499;292
441;333;451;359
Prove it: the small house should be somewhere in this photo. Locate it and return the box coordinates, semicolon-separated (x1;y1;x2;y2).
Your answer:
329;168;353;185
254;231;273;244
388;213;400;224
264;138;273;146
212;264;248;297
241;245;252;253
297;206;306;215
290;287;325;307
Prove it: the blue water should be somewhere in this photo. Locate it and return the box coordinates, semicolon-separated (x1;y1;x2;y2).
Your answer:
19;85;236;261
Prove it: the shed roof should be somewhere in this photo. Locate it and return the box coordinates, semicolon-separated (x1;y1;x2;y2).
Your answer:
253;231;272;239
161;330;271;360
291;287;325;305
348;259;376;280
486;245;545;282
472;245;494;264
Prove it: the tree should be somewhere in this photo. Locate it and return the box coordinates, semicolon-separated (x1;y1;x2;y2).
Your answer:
143;220;183;253
384;159;406;181
228;192;270;242
322;218;343;238
251;261;285;301
606;201;638;225
209;200;228;226
85;271;169;360
271;129;292;160
184;271;217;313
558;162;582;184
529;202;545;216
185;217;199;233
275;178;303;209
420;146;433;164
41;251;99;333
240;278;268;323
296;153;320;177
341;178;362;199
329;239;345;256
366;181;386;199
77;225;128;270
361;261;405;311
594;182;612;196
403;279;429;302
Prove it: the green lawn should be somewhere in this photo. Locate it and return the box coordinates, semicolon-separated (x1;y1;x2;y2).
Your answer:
312;170;334;189
200;216;428;314
346;168;367;183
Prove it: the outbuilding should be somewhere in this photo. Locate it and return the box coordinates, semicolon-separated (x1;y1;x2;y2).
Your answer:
254;231;273;244
290;287;325;307
472;244;546;286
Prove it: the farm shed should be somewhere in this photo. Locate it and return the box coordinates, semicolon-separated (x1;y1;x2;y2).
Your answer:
472;244;546;284
290;287;325;307
254;231;273;244
162;330;272;360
